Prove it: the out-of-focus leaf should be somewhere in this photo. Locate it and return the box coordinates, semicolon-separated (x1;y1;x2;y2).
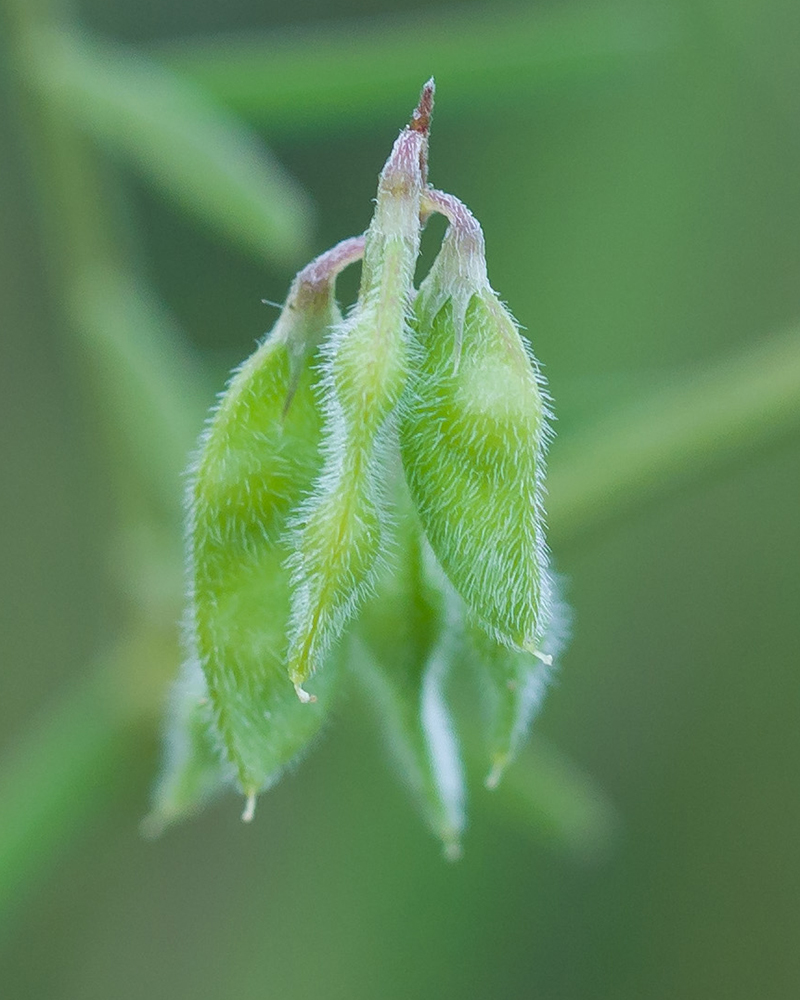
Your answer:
0;641;148;935
705;0;800;126
69;264;210;520
494;737;620;862
155;2;680;134
0;624;179;935
0;673;124;934
23;27;312;264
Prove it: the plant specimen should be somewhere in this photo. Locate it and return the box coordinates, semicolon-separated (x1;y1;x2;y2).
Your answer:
150;83;558;856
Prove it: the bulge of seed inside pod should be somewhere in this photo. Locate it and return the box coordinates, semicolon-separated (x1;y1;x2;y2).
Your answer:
401;268;552;656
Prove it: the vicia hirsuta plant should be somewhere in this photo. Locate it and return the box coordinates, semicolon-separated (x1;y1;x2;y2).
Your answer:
150;81;561;855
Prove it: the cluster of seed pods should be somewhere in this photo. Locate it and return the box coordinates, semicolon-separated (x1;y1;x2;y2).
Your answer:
149;82;562;855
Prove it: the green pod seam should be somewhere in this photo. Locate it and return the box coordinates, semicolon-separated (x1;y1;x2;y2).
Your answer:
401;199;553;654
286;90;431;699
187;239;361;810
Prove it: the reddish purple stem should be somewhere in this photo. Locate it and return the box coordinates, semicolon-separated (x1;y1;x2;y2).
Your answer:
294;235;366;298
421;188;486;258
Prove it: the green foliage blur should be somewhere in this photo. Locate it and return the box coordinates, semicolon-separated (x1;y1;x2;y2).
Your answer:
1;0;799;997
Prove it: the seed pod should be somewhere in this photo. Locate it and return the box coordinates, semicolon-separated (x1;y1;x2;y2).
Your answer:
144;656;231;835
352;467;465;858
187;238;362;810
286;83;432;700
468;571;569;789
401;192;552;655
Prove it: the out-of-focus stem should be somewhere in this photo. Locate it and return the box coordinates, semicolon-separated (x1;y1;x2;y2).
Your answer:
0;668;128;934
549;324;800;547
0;626;176;934
154;3;678;134
0;0;190;928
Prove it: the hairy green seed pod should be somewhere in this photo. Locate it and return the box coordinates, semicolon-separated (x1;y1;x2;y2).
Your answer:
353;470;465;858
187;239;362;810
286;86;432;700
144;656;231;835
401;192;552;655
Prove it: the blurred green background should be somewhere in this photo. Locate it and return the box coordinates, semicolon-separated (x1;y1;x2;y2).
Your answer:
1;0;799;997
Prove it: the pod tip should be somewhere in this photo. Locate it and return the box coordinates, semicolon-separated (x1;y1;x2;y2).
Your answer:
523;641;553;666
485;755;509;791
443;837;463;862
409;78;435;136
241;792;257;823
294;683;317;704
